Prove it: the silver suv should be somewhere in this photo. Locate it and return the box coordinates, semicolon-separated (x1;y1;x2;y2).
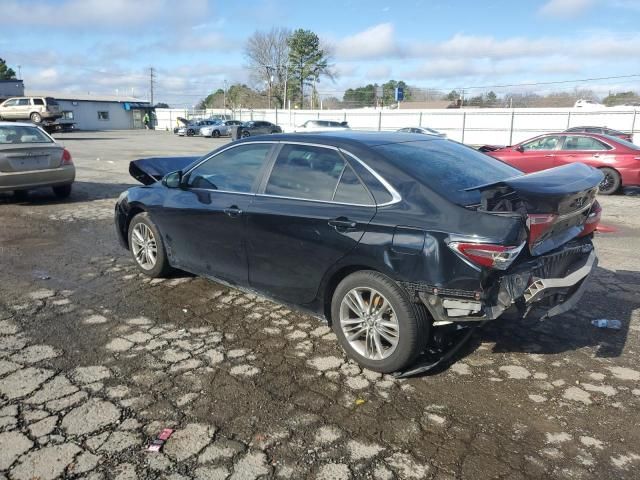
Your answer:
0;97;62;123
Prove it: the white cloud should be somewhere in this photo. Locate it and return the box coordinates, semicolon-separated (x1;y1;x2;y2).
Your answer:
334;23;399;60
0;0;209;29
539;0;595;17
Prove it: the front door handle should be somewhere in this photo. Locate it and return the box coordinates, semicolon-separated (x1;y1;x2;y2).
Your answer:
328;217;357;231
224;206;243;217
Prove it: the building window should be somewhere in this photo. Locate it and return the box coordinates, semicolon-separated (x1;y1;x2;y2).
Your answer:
62;111;74;120
98;111;109;121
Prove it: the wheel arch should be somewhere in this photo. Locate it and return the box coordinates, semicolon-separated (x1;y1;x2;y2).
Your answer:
121;204;148;249
597;166;622;193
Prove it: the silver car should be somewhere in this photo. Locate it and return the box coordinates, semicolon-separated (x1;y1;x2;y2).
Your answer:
293;120;350;133
177;120;218;137
0;122;75;198
397;127;446;137
200;120;243;138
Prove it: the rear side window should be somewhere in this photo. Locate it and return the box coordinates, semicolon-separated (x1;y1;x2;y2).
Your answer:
375;140;521;206
265;144;345;201
187;143;272;192
333;165;373;205
562;136;611;151
32;98;45;105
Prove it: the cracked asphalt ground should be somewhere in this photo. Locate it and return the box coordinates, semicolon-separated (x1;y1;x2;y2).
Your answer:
1;130;640;480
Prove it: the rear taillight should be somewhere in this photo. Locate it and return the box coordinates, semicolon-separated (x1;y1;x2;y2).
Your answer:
579;201;602;237
527;213;557;250
61;148;73;165
448;241;525;270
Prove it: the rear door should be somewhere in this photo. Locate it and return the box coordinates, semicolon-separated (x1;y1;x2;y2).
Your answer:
509;135;562;172
245;143;377;304
555;135;613;167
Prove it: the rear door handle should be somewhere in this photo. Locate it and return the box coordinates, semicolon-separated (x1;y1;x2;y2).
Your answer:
224;206;243;217
328;217;357;230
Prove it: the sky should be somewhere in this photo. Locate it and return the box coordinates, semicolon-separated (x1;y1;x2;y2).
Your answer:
2;0;640;106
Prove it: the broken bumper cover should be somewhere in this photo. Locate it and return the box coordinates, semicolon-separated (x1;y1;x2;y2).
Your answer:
411;247;597;323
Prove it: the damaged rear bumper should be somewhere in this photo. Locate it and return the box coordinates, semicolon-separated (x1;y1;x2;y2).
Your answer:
408;243;597;324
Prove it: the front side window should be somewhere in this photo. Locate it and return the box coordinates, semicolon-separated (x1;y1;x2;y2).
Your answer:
98;111;109;120
265;144;346;202
521;136;561;151
2;99;17;107
187;143;272;192
562;136;610;151
0;125;53;144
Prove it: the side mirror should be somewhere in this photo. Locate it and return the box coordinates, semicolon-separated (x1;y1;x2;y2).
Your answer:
162;170;183;188
515;145;524;152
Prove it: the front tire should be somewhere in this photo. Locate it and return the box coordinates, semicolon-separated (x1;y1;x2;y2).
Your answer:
52;184;72;199
186;129;195;137
128;212;172;277
331;271;426;373
212;130;220;138
30;112;42;123
598;167;621;195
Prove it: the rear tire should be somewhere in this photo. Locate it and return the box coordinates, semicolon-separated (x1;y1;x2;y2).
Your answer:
212;130;220;138
598;167;621;195
52;184;72;199
30;112;42;123
241;130;250;138
128;212;172;278
331;270;427;373
186;129;195;137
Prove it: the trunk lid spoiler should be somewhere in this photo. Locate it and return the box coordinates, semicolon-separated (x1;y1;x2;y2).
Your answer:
466;163;604;256
129;156;199;185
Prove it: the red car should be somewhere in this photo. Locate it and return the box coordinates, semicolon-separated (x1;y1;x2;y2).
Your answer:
484;132;640;195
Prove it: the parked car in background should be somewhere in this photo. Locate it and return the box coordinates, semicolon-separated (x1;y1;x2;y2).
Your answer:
0;96;62;123
574;99;605;109
238;121;282;137
293;120;350;133
0;122;75;198
397;127;446;137
565;126;633;142
116;132;602;373
177;120;218;137
200;120;243;138
483;132;640;195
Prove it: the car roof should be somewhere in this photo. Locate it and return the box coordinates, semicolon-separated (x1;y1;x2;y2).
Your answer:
0;121;42;127
237;130;442;147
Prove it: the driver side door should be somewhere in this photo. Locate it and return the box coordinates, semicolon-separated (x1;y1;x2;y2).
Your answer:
151;142;276;285
510;135;561;173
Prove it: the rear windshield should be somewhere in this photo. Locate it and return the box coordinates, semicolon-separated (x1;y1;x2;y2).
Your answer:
602;134;639;150
375;140;522;206
0;125;53;144
45;97;59;105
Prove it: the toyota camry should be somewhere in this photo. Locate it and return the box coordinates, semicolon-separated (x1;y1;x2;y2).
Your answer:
115;132;603;373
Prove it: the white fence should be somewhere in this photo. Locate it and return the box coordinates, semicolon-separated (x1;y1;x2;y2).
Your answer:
154;107;639;145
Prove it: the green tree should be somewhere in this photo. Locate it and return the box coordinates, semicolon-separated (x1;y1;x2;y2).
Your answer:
444;90;459;101
197;89;225;109
343;84;376;108
0;58;17;80
381;80;410;106
485;91;498;105
287;29;332;108
602;91;639;106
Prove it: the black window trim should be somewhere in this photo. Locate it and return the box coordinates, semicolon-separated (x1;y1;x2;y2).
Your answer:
256;141;399;207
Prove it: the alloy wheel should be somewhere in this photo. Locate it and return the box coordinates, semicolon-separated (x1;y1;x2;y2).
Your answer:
339;287;399;360
599;173;614;193
131;223;158;270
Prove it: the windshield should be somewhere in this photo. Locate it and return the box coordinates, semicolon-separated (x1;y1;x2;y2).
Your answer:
0;125;53;144
375;140;522;206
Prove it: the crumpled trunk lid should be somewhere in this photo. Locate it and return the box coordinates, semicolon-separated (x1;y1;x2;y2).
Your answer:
468;163;603;256
129;156;199;185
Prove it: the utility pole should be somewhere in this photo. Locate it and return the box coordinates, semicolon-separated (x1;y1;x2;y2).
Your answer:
223;79;227;114
17;65;22;79
149;67;156;106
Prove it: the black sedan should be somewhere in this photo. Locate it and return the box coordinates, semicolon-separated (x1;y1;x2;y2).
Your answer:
116;132;602;373
238;120;282;138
